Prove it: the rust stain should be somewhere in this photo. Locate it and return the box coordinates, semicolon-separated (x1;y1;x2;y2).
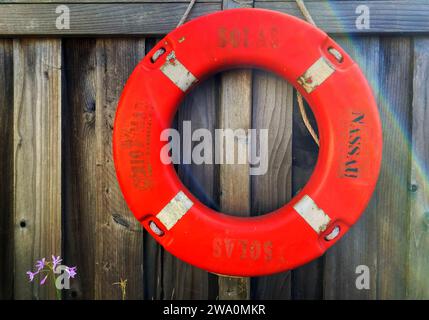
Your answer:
298;57;335;94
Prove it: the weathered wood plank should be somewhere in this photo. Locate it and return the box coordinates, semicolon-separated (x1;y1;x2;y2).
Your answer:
0;0;401;2
0;3;220;35
1;1;429;35
258;0;394;1
218;69;252;300
0;39;13;300
143;227;162;299
407;37;429;299
250;70;293;300
323;36;380;300
13;39;62;300
62;38;97;300
292;260;324;299
161;78;219;299
95;38;145;300
256;1;429;34
375;37;412;299
0;0;219;2
290;89;323;300
217;0;253;301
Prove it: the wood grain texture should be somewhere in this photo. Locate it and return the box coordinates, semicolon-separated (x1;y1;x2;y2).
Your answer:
323;37;380;300
162;77;219;300
0;14;424;301
62;38;97;300
407;37;429;299
218;69;252;300
143;226;162;300
216;0;253;301
2;1;429;35
250;70;293;300
218;71;253;215
256;1;429;34
0;39;13;300
0;3;220;35
0;0;219;2
95;38;145;300
13;39;62;300
375;37;412;299
290;89;323;300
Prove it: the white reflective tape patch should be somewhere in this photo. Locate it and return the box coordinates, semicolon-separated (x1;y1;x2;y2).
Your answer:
160;51;198;92
297;57;335;94
293;195;331;234
156;191;193;230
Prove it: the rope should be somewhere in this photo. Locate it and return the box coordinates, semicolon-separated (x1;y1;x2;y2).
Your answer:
295;0;316;26
177;0;197;27
297;91;319;145
176;0;320;146
295;0;320;146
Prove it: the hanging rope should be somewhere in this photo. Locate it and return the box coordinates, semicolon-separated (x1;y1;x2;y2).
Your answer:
177;0;197;27
295;0;316;25
295;0;320;146
176;0;320;145
297;90;320;146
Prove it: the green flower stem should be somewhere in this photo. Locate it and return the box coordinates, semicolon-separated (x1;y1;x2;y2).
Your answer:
44;263;61;300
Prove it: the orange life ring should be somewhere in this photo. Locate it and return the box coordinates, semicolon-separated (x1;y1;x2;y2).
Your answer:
113;8;382;276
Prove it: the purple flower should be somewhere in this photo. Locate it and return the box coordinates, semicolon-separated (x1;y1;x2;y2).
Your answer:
26;271;37;282
40;275;48;285
35;258;46;272
52;255;62;271
65;266;77;279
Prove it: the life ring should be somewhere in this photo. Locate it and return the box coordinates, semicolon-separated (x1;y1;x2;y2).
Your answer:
113;8;382;276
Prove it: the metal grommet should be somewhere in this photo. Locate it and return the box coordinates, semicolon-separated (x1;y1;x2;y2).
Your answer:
151;48;166;63
325;225;340;241
149;221;164;236
328;47;343;63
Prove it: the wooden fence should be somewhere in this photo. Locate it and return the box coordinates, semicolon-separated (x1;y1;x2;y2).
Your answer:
0;0;428;300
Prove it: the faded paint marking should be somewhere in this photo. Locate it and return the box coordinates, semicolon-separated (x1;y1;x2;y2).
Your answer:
343;112;365;178
213;238;273;261
156;191;193;230
293;195;331;233
160;51;197;92
297;57;335;94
